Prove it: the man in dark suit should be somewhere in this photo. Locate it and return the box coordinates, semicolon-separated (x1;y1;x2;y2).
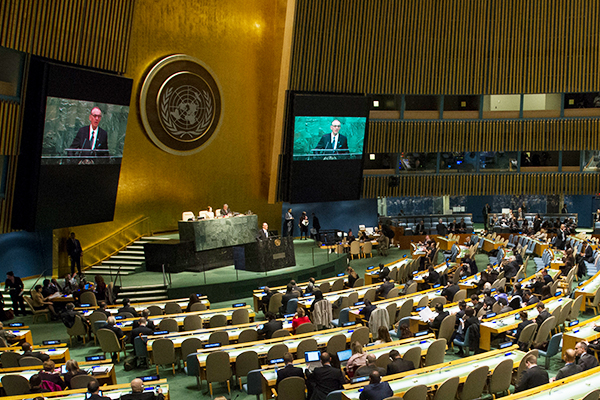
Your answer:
515;354;549;392
277;352;305;385
257;222;270;241
66;232;83;276
386;349;414;375
576;341;599;371
428;303;449;331
86;380;111;400
314;120;349;155
69;107;109;156
257;312;283;339
376;277;394;298
552;349;582;381
305;352;347;400
280;284;299;315
414;219;426;235
359;370;393;400
118;298;139;317
355;354;386;378
130;318;154;345
120;378;164;400
436;219;448;236
441;279;459;303
21;342;50;362
555;224;568;250
522;290;539;307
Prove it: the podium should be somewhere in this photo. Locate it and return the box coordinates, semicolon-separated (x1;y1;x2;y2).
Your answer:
234;236;296;272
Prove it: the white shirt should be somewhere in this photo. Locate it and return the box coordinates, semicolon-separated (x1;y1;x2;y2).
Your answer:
89;125;97;150
330;133;339;149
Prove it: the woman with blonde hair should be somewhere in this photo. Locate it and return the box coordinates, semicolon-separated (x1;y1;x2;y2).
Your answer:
346;341;367;377
63;359;88;389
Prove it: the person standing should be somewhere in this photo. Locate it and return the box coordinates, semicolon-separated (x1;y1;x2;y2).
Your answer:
66;232;83;276
5;271;25;316
299;211;309;240
312;213;321;240
482;203;491;231
285;208;294;237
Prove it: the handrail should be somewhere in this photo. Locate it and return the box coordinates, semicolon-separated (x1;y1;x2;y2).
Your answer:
82;216;152;271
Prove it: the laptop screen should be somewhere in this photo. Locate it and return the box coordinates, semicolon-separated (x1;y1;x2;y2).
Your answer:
337;349;352;362
304;350;321;363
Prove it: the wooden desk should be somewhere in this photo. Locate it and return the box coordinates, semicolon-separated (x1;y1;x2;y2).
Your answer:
114;305;255;332
341;346;524;399
479;296;567;351
574;269;600;311
501;365;600;400
0;345;71;365
411;262;453;284
435;236;456;251
561;314;600;357
78;297;210;316
259;335;436;399
364;256;412;285
297;282;394;309
2;379;169;400
0;361;117;387
5;329;33;345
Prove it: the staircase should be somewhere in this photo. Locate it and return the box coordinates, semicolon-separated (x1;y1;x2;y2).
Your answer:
117;283;169;303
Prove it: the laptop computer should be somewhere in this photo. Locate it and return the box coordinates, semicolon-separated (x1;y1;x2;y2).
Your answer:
337;348;352;367
304;350;322;372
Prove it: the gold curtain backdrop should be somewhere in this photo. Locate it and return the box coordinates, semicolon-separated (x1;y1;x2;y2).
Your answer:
290;0;600;94
366;118;600;153
363;173;600;198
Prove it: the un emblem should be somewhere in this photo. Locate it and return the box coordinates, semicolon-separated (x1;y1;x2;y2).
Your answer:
140;55;223;155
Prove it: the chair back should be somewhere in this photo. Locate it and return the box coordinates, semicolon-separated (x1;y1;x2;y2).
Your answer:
70;374;98;389
89;311;108;334
375;353;391;369
152;338;175;370
386;303;397;327
97;328;122;353
386;287;399;299
461;365;489;400
208;330;230;345
67;315;88;338
319;282;331;293
353;278;364;288
180;337;203;362
164;302;182;314
266;343;288;362
245;369;264;396
271;329;291;338
453;289;467;303
147;305;163;315
430;296;447;308
570;295;584;320
582;389;600;400
363;288;376;303
190;302;207;312
182;211;195;221
425;338;446;366
433;376;459;400
402;384;428;400
277;376;306;400
1;374;30;395
232;308;250;325
516;349;539;383
488;358;512;396
327;334;347;356
209;314;228;328
438;314;456;343
158;317;179;333
416;295;429;309
238;328;259;343
557;300;572;328
350;241;361;256
183;315;203;331
80;291;98;306
18;356;43;367
235;350;260;383
285;298;299;315
117;311;135;319
268;293;284;314
362;242;372;257
206;351;232;382
348;292;359;305
0;352;21;368
539;332;562;369
350;326;370;345
331;278;345;292
397;299;414;321
518;322;538;348
296;338;318;358
403;346;422;369
296;322;316;334
533;315;556;346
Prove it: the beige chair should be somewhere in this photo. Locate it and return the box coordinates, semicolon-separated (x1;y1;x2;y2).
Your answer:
266;344;288;363
437;314;455;346
460;365;489;400
532;316;555;348
190;302;207;312
147;305;163;315
209;314;228;328
70;375;98;389
433;376;459;400
23;296;50;323
231;308;249;325
268;293;284;314
514;349;539;385
386;303;397;327
424;338;446;366
347;292;359;305
181;337;203;367
353;278;364;288
319;281;331;293
569;295;584;321
397;299;414;321
183;315;203;331
401;384;428;400
403;346;422;369
582;389;600;400
235;350;260;389
516;322;537;350
585;287;600;315
97;328;126;362
453;289;467;302
386;287;399;299
296;338;318;358
430;296;447;308
67;315;88;346
237;329;258;343
272;376;306;400
331;278;345;292
296;322;316;334
272;329;291;338
164;302;182;314
363;288;376;303
208;330;230;345
362;241;373;258
206;351;232;398
487;358;512;399
416;295;429;309
89;311;108;345
1;375;30;395
0;352;21;368
80;291;98;307
375;353;391;369
182;211;195;221
350;326;370;346
158;318;179;333
326;334;346;356
152;338;176;375
350;241;361;259
405;282;418;294
19;356;43;367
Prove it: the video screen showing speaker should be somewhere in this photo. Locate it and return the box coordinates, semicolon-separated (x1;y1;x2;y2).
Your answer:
12;57;133;231
280;93;369;203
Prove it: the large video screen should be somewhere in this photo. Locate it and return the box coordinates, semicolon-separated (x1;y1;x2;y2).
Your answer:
12;58;133;231
293;116;366;160
279;93;369;203
41;97;129;165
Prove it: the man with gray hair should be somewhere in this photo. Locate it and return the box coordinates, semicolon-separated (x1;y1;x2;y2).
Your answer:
120;378;164;399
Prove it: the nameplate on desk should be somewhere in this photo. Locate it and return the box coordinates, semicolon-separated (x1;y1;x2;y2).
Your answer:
115;316;124;320
152;331;169;335
259;286;267;290
351;376;369;384
517;278;523;282
204;343;221;349
433;284;441;288
499;341;513;349
138;375;160;382
415;307;426;312
343;322;355;327
196;293;202;297
367;266;376;271
569;320;579;327
554;291;562;296
85;355;106;362
269;358;284;364
337;272;345;277
303;293;312;297
485;312;497;318
403;254;408;258
232;302;246;308
8;323;24;327
415;331;428;337
284;314;295;318
413;271;418;274
43;340;60;345
80;304;92;307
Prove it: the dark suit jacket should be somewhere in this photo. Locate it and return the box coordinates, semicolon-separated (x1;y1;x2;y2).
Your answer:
578;353;599;371
441;284;459;302
355;364;386;378
429;311;449;331
104;324;125;339
39;371;66;389
305;364;346;400
66;238;83;259
535;310;551;326
554;362;582;380
130;325;154;344
515;365;548;392
315;133;349;153
436;223;448;236
258;320;283;339
415;223;426;234
70;126;109;151
359;381;393;400
377;281;394;297
257;229;270;241
86;393;111;400
22;350;50;362
386;357;414;375
118;306;139;318
276;364;305;385
120;391;165;400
